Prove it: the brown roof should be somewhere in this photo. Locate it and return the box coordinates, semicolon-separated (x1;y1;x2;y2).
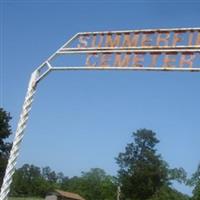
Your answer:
55;189;85;200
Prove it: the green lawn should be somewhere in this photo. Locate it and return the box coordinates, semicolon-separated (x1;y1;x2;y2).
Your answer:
9;198;43;200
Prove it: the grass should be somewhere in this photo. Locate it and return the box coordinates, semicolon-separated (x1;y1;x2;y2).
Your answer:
9;197;43;200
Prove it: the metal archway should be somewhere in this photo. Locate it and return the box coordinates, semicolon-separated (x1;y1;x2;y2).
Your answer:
1;27;200;200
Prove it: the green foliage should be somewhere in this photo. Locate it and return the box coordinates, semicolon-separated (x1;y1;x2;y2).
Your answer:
188;163;200;200
60;168;117;200
0;107;12;187
168;168;187;184
115;129;189;200
42;167;58;183
116;129;169;200
11;165;117;200
148;186;190;200
192;182;200;200
10;164;57;197
9;198;43;200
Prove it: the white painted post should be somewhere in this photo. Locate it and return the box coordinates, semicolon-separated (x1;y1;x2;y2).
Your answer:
0;70;39;200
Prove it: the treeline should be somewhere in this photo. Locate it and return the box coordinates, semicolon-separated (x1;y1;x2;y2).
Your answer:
1;108;200;200
10;166;116;200
9;130;200;200
9;162;198;200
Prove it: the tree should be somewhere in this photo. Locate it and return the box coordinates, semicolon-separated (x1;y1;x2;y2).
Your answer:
61;168;117;200
42;166;58;183
116;129;169;200
0;107;12;187
188;163;200;200
80;168;117;200
148;185;190;200
10;164;55;197
193;183;200;200
168;167;187;184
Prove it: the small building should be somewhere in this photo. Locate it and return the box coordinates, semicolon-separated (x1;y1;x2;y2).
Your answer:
45;189;85;200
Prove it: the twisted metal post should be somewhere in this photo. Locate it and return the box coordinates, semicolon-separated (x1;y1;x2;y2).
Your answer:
0;33;77;200
0;70;39;200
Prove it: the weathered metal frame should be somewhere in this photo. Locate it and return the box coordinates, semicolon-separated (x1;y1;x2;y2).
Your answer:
1;27;200;200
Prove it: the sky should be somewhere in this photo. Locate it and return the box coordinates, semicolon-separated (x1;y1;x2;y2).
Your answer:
1;0;200;196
